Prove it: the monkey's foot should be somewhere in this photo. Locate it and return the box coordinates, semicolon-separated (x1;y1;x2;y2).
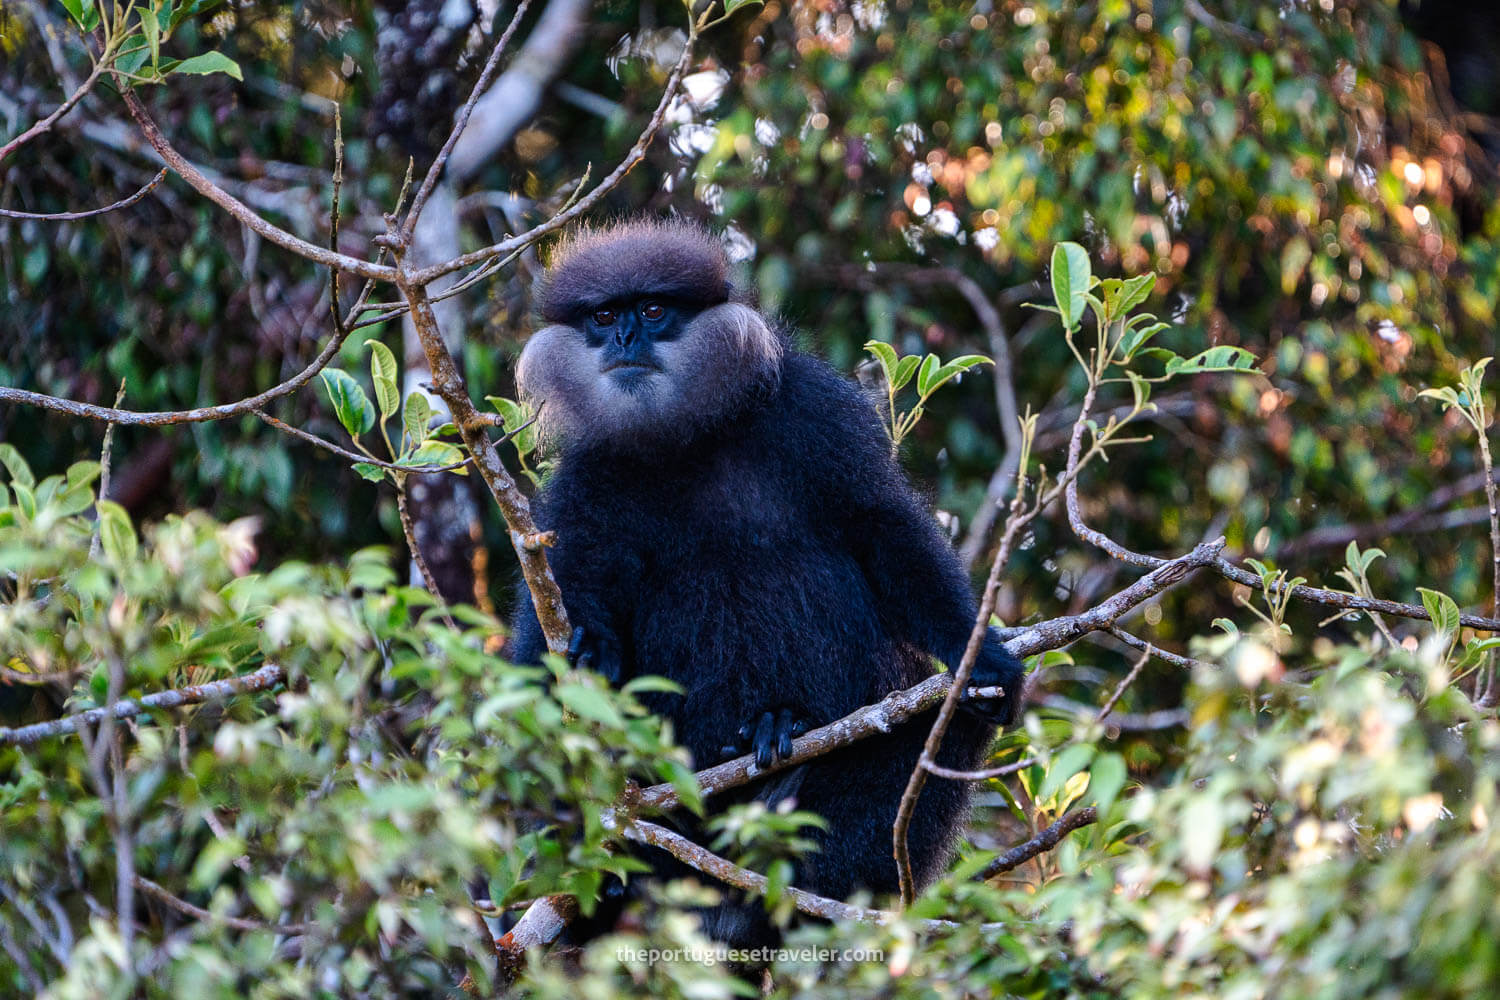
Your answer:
720;707;809;768
567;626;626;685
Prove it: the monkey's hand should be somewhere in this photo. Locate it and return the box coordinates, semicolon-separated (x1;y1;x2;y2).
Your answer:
567;626;627;686
957;631;1025;727
719;707;809;769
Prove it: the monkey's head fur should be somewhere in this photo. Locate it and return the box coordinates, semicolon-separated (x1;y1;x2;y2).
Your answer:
518;220;784;452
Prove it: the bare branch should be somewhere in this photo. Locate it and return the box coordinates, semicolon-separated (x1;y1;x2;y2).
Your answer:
409;16;700;286
134;876;308;936
0;324;357;427
0;167;168;219
397;486;459;629
119;92;397;283
976;807;1099;881
1101;626;1207;670
0;49;107;163
0;664;285;747
400;0;537;240
623;819;989;931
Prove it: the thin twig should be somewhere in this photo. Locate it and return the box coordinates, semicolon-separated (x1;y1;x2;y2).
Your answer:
0;664;285;746
1103;626;1207;670
623;819;991;931
119;91;397;283
0;167;168;219
400;0;535;243
1095;648;1150;724
922;754;1038;782
976;807;1099;881
134;876;308;936
1063;402;1500;632
397;487;459;628
0;51;108;163
409;14;701;285
89;377;128;560
251;409;471;474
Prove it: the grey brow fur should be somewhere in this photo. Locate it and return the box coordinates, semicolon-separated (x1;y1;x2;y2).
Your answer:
538;220;734;322
517;303;783;451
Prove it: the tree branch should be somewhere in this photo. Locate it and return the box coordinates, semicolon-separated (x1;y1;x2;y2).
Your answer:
399;0;537;242
622;819;987;931
0;167;167;219
0;46;107;163
976;807;1099;881
0;664;285;746
119;91;397;283
409;13;700;285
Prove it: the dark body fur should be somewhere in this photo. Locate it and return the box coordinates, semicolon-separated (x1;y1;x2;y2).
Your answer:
511;294;1022;937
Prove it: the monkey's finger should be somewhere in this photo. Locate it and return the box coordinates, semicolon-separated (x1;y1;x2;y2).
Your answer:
775;708;797;760
753;711;776;769
567;626;587;665
576;648;596;673
736;720;755;745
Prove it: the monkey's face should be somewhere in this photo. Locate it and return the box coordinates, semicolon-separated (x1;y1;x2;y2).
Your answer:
582;296;686;394
517;300;783;453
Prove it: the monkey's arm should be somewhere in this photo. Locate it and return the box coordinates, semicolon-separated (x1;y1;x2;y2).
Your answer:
807;374;1022;724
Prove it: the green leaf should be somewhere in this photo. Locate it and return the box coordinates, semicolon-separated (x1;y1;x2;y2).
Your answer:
621;675;684;696
1039;744;1096;803
0;443;36;489
113;43;153;78
1088;752;1128;812
96;499;138;566
1126;370;1152;412
1050;241;1091;330
724;0;763;13
1454;637;1500;675
556;684;626;728
352;463;387;483
400;441;465;472
864;340;899;379
1417;587;1461;639
1417;387;1462;410
320;368;376;438
58;0;98;31
366;339;400;417
66;460;103;491
140;6;161;71
1163;346;1258;377
1117;320;1169;361
1112;273;1155;315
890;355;922;392
915;354;941;396
170;51;243;81
402;393;435;447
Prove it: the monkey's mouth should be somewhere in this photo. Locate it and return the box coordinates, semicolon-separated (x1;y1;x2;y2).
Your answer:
601;361;661;374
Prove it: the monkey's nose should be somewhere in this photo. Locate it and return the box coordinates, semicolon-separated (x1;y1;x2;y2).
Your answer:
614;316;639;347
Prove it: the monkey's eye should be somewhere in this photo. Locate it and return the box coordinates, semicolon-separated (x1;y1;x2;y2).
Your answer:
640;301;665;321
592;308;618;326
